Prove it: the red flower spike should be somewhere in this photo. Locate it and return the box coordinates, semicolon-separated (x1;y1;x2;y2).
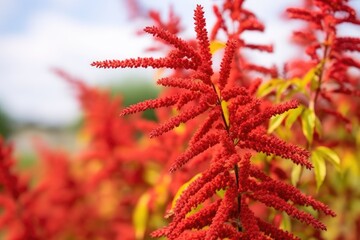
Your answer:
205;182;238;240
193;5;213;81
287;8;321;26
120;94;181;116
240;197;262;239
167;172;231;239
171;152;237;219
249;165;272;182
149;99;211;138
157;77;212;93
250;190;327;230
189;107;222;146
257;180;336;217
91;57;198;70
257;218;300;240
144;26;200;61
238;153;251;192
221;86;250;101
243;130;312;169
176;92;203;110
210;5;228;40
218;39;238;90
244;63;278;77
174;199;222;234
148;7;182;35
239;100;299;134
92;4;335;238
169;131;220;172
286;0;360;121
244;43;273;53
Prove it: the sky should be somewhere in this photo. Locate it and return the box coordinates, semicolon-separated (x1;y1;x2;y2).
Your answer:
0;0;359;126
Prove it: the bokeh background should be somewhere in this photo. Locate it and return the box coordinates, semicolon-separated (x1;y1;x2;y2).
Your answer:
0;1;359;239
6;0;360;126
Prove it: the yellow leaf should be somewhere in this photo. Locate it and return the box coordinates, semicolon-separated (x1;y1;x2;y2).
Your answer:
275;81;292;102
315;146;341;171
280;212;292;232
268;111;289;134
301;67;317;88
291;164;302;186
216;188;226;198
312;151;326;192
174;122;186;134
133;193;151;240
221;100;230;128
214;84;221;98
314;115;323;138
210;40;226;54
154;174;171;206
257;79;281;98
144;163;162;185
285;105;304;129
170;174;202;212
301;108;316;145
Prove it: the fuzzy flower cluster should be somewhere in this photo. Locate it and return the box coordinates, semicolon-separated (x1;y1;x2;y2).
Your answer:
287;0;360;96
92;4;336;239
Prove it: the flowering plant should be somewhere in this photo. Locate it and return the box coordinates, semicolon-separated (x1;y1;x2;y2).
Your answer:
0;0;359;239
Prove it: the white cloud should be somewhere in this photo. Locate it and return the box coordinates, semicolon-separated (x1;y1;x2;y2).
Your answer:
1;1;358;126
0;11;152;125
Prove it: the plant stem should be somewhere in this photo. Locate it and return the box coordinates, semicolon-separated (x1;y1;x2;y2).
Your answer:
212;83;242;231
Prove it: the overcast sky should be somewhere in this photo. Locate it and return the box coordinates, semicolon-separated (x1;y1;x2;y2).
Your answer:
0;0;359;126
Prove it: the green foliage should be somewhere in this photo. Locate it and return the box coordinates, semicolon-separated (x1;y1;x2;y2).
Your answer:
0;106;12;139
110;79;160;121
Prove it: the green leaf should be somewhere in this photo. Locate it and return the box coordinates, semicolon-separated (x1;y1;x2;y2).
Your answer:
301;108;316;145
285;105;304;129
268;111;289;133
291;164;302;186
315;146;341;171
312;151;326;191
133;192;150;240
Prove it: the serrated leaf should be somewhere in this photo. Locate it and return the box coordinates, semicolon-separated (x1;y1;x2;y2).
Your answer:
210;40;226;54
133;192;150;240
315;146;341;171
285;105;304;129
268;111;289;133
301;108;316;145
312;151;326;191
291;164;302;186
